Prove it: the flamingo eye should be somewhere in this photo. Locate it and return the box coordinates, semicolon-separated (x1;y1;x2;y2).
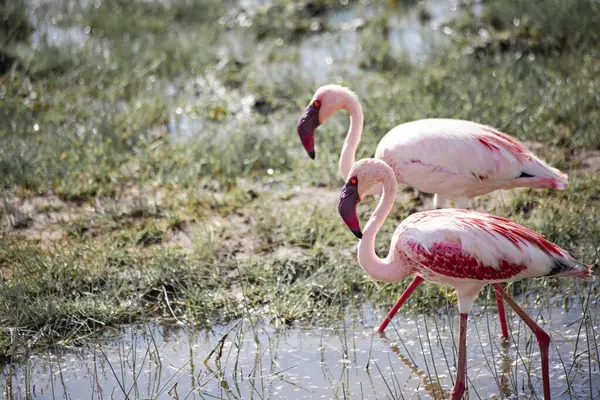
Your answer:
313;100;321;109
349;177;358;185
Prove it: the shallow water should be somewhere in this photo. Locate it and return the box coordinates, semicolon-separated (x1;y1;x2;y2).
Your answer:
165;0;465;142
22;0;470;144
3;299;599;399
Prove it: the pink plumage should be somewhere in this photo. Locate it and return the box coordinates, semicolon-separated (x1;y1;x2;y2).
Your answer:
376;119;569;203
297;85;568;209
338;159;592;400
396;209;592;283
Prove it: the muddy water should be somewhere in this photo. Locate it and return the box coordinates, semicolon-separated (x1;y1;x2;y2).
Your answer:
3;301;598;399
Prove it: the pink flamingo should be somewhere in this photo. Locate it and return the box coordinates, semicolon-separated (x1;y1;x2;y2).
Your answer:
297;84;567;208
297;84;568;338
337;158;592;400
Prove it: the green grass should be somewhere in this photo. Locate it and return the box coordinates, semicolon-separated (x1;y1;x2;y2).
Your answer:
0;0;599;361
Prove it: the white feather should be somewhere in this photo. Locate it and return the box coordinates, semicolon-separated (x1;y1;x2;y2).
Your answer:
396;209;555;278
375;118;566;198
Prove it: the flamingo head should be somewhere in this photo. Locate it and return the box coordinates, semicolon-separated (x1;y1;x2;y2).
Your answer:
338;159;393;239
297;85;351;159
338;174;362;239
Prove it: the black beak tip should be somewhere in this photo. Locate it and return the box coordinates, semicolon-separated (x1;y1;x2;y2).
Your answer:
308;150;316;160
352;229;363;239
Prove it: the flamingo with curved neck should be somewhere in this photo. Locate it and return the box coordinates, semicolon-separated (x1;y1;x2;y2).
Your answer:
339;159;403;282
297;84;568;209
337;158;592;400
297;84;363;179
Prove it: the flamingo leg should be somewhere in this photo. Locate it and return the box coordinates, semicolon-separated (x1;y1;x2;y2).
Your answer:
494;286;510;339
378;277;510;339
492;283;551;400
452;197;470;209
433;194;447;209
377;275;424;333
451;313;468;400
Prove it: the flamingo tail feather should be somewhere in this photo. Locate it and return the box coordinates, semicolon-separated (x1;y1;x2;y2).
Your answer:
513;174;568;190
549;257;594;280
517;157;568;190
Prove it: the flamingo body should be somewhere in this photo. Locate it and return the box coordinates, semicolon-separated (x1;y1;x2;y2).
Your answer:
337;159;592;399
376;119;567;201
395;209;588;285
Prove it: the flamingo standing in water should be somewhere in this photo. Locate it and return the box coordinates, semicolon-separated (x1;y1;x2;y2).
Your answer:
337;159;592;400
297;84;569;337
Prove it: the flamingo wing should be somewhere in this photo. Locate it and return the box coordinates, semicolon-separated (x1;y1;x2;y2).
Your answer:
376;119;567;197
474;124;567;187
394;209;590;282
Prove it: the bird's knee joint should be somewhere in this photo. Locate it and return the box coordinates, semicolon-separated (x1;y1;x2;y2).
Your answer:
536;330;551;348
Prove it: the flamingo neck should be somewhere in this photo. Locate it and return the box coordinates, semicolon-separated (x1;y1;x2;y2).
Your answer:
357;169;410;283
339;95;364;180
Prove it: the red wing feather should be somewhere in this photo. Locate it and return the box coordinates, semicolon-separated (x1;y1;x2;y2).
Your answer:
407;241;527;281
478;127;532;162
466;213;564;257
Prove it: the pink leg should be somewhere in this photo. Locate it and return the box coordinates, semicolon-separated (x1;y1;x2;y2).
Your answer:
451;313;468;400
493;283;551;400
377;275;424;333
495;287;509;339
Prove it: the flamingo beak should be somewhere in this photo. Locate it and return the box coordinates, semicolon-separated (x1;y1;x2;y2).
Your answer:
297;103;320;159
338;181;362;239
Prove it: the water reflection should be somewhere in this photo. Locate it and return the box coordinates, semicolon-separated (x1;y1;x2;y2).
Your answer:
3;302;598;399
22;0;476;143
161;0;473;142
164;0;464;142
